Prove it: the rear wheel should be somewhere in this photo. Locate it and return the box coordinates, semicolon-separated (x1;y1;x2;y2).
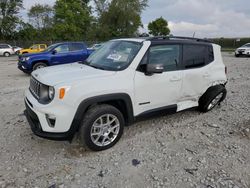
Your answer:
80;104;124;151
3;52;10;57
33;62;47;71
199;85;227;112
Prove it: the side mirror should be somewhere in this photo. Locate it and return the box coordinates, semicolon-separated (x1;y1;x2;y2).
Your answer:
52;50;57;55
145;64;164;75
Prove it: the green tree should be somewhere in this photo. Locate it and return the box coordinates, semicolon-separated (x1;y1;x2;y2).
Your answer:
148;17;170;36
94;0;148;40
15;21;37;41
28;4;53;30
53;0;92;41
0;0;23;39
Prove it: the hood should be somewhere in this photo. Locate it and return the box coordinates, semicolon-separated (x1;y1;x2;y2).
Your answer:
237;47;250;50
32;63;116;86
20;51;49;58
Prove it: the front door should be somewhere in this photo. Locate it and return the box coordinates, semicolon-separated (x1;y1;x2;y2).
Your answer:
134;44;183;116
31;45;40;53
51;44;71;65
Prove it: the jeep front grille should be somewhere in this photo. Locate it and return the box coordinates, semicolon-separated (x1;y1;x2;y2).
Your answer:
30;76;42;99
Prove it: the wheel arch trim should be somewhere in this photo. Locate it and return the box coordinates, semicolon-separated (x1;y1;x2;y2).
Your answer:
65;93;134;140
74;93;134;123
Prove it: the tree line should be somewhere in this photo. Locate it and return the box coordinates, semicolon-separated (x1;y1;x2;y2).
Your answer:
0;0;170;43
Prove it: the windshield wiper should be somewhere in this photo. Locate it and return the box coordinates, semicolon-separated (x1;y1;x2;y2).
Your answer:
79;61;105;70
79;60;89;65
89;64;105;70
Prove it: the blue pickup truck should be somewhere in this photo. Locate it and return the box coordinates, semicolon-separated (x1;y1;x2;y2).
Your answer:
18;42;94;73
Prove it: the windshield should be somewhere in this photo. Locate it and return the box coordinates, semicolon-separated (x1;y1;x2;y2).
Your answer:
242;44;250;48
85;40;142;71
42;44;58;52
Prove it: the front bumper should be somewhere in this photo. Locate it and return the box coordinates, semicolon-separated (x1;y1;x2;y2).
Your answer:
24;90;79;141
18;61;32;73
24;100;76;140
235;51;250;56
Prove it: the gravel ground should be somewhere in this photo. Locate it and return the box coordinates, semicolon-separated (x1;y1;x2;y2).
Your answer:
0;53;249;188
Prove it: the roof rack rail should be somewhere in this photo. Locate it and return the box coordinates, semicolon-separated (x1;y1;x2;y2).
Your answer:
147;36;212;43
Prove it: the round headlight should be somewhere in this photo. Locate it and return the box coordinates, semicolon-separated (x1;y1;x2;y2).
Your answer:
48;86;55;100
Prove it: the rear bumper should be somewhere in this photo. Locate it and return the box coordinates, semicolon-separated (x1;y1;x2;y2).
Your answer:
24;99;77;141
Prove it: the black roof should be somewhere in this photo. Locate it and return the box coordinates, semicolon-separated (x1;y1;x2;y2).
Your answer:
146;36;212;44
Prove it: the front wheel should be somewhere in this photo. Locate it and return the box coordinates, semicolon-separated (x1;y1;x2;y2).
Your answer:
80;104;124;151
199;85;227;112
33;62;47;71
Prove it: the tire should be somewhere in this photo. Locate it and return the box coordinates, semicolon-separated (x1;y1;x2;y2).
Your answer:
199;85;227;112
3;52;10;57
235;54;239;57
33;62;47;71
80;104;125;151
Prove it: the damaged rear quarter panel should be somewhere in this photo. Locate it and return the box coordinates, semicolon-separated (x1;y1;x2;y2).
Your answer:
179;44;227;102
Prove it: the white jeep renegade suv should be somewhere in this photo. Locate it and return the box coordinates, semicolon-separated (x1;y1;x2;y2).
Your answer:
24;36;227;151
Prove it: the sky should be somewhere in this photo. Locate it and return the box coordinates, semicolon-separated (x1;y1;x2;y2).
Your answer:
22;0;250;38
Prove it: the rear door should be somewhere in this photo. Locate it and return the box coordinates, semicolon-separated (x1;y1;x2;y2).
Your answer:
179;44;214;102
0;44;11;55
69;43;88;62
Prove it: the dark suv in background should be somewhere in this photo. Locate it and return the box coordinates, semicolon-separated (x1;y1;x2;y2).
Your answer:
18;42;94;73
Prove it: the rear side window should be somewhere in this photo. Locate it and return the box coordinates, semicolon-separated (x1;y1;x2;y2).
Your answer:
183;44;214;69
70;43;86;51
148;44;180;71
0;44;10;48
208;46;214;63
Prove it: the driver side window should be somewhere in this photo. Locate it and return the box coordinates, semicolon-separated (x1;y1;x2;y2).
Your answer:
54;44;69;53
148;44;180;71
32;45;38;50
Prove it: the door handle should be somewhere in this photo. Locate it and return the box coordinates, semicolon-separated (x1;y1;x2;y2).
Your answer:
203;73;210;78
170;76;181;82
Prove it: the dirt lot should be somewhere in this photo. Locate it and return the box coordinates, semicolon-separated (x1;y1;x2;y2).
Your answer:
0;53;249;188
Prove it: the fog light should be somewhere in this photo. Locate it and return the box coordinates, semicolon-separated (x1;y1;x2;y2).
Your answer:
46;114;56;128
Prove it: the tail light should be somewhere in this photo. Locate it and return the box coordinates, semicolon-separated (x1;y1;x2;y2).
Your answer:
225;66;227;75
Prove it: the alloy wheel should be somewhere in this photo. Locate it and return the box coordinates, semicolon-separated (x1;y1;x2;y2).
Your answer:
90;114;120;147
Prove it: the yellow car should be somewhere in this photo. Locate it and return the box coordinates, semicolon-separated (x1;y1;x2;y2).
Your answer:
19;44;47;54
